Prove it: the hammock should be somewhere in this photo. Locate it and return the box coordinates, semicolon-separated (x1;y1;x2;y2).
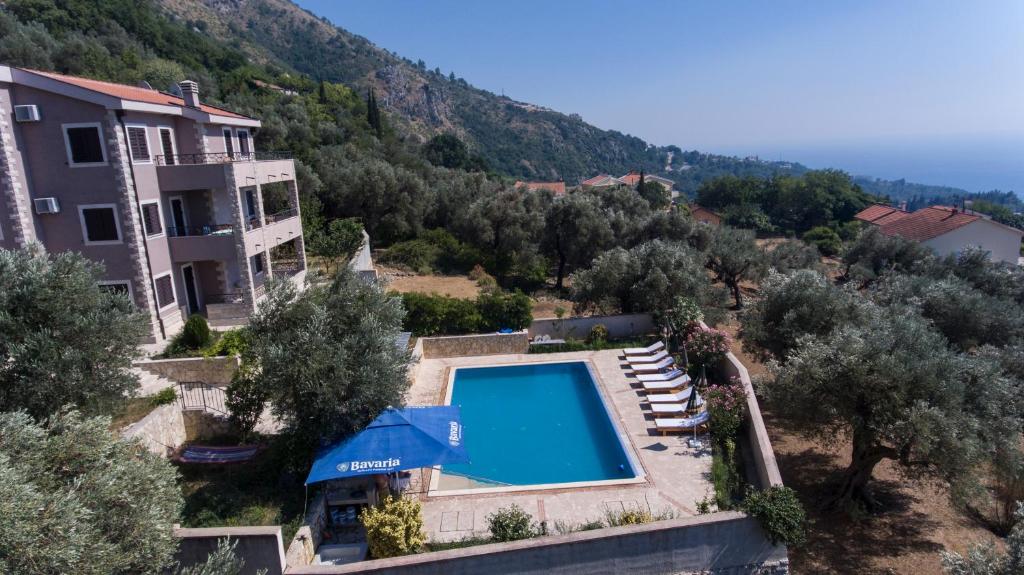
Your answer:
175;444;262;464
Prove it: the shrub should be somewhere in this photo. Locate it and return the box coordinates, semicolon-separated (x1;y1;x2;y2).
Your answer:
705;377;747;442
476;290;532;331
202;329;248;357
180;315;213;350
741;486;808;547
468;264;496;289
150;387;177;407
401;292;481;336
486;504;537;542
587;324;609;345
360;496;425;558
685;326;732;373
225;363;269;440
380;229;481;274
802;226;842;256
604;508;652;526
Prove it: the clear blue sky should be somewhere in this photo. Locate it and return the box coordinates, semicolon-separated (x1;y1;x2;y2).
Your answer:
297;0;1024;191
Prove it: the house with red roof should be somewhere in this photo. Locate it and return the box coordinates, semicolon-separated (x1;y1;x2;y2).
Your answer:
618;170;675;190
514;180;566;196
0;66;308;342
854;204;1023;263
581;174;627;188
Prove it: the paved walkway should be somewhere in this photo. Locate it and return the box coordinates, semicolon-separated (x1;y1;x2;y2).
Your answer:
407;350;713;542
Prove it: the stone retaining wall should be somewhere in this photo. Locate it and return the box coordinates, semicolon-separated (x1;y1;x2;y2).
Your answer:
175;526;286;575
529;313;656;341
419;331;529;359
287;512;786;575
135;355;240;386
122;404;185;457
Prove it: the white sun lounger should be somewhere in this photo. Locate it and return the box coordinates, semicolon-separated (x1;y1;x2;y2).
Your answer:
655;411;711;435
650;396;704;414
628;350;670;365
635;368;684;383
624;341;665;356
640;374;691;391
646;386;696;403
630;357;674;373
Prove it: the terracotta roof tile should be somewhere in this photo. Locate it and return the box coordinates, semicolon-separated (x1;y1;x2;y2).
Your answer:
854;204;908;224
878;206;980;241
515;180;566;196
24;69;252;120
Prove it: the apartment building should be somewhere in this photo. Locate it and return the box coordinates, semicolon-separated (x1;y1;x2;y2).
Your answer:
0;66;307;342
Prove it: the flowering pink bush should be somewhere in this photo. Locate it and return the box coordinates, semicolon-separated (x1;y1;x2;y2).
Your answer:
685;326;733;370
706;377;747;441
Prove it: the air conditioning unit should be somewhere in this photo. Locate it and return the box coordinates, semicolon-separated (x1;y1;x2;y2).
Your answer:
13;105;41;122
33;197;59;214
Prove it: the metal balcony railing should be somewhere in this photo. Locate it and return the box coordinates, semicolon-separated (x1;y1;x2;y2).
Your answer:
265;207;298;224
154;151;292;166
167;224;235;238
178;382;228;416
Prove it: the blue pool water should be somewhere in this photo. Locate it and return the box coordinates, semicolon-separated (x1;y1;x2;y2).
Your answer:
442;361;637;487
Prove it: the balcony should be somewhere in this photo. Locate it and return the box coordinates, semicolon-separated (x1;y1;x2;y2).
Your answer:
156;152;295;193
168;223;238;263
241;209;302;254
154;151;291;166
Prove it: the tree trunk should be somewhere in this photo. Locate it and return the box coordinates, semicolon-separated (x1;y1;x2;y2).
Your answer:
828;430;887;511
555;255;567;291
729;280;743;309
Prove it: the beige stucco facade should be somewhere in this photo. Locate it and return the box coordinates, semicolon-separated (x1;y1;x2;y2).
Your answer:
923;217;1023;264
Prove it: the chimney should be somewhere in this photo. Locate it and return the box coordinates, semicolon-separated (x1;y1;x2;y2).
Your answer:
178;80;200;108
898;200;907;212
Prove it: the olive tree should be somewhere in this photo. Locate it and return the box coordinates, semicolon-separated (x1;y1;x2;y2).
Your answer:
766;309;1022;511
542;193;613;290
243;267;410;464
704;225;766;308
0;246;147;418
765;239;821;274
942;503;1024;575
841;226;934;285
0;410;183;574
740;269;865;361
456;187;548;281
570;240;726;320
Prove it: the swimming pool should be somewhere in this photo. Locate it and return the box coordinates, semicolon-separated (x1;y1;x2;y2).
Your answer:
433;361;642;493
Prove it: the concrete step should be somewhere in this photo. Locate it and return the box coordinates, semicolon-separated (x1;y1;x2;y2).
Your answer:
134;367;176;397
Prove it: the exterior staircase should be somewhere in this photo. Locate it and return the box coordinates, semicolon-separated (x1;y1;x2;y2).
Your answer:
133;367;176;397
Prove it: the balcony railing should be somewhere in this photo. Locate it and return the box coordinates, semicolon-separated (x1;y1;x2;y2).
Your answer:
265;207;298;224
154;151;292;166
167;224;235;238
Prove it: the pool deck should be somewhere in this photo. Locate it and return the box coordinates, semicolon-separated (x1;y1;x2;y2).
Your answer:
406;350;714;543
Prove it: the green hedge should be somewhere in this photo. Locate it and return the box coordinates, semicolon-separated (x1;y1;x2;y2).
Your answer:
401;291;532;336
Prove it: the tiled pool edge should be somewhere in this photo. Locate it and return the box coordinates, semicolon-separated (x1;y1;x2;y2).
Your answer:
427;358;648;497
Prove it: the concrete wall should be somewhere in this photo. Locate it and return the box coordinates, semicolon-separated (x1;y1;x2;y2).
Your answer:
174;526;286;575
529;313;656;341
287;512;786;575
122;403;185;457
924;217;1023;264
285;491;327;569
135;355;240;385
418;331;529;359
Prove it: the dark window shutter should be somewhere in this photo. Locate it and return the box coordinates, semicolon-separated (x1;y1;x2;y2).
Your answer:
66;127;104;164
142;203;162;236
159;129;175;165
127;127;150;162
223;129;234;157
155;276;175;308
82;208;119;242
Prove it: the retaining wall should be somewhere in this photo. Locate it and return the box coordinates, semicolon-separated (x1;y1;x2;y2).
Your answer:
135;355;240;386
418;331;529;359
287;512;786;575
529;313;656;340
122;403;185;457
174;526;286;575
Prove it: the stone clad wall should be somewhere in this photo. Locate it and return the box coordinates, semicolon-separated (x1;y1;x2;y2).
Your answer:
175;526;286;575
134;355;240;385
121;404;185;457
419;331;529;359
529;313;656;340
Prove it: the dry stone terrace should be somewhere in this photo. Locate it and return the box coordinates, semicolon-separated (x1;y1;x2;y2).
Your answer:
405;349;715;542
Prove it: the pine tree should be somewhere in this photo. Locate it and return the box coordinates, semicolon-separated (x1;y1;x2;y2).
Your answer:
366;88;382;137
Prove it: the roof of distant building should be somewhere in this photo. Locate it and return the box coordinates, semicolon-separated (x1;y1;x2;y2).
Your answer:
514;180;566;196
854;203;909;225
618;171;674;187
877;206;982;241
690;205;722;224
581;174;627;187
16;68;253;121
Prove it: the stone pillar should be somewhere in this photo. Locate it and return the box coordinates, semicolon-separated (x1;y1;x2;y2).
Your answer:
285;178;307;271
225;164;257;313
0;105;34;246
192;122;209;156
105;111;162;341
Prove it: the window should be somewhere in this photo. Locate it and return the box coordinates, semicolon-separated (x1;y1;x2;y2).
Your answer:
223;128;235;157
237;129;251;157
154;274;176;310
63;123;107;166
125;125;150;163
140;202;163;237
98;280;133;304
158;127;176;165
77;204;122;245
251;252;264;275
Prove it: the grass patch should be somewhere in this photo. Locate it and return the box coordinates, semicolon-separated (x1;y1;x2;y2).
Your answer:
177;438;306;542
109;396;158;430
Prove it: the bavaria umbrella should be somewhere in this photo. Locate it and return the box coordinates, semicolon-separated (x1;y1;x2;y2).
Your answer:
305;406;469;485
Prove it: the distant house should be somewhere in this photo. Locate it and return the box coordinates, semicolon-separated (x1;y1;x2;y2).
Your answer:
514;180;566;196
689;205;722;226
618;171;675;190
854;204;1023;264
581;174;627;188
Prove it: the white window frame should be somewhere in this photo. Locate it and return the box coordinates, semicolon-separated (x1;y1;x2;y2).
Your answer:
97;280;134;303
62;122;108;167
139;200;164;239
77;203;123;246
222;127;235;156
153;271;178;312
123;124;152;164
157;126;177;163
235;128;253;157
